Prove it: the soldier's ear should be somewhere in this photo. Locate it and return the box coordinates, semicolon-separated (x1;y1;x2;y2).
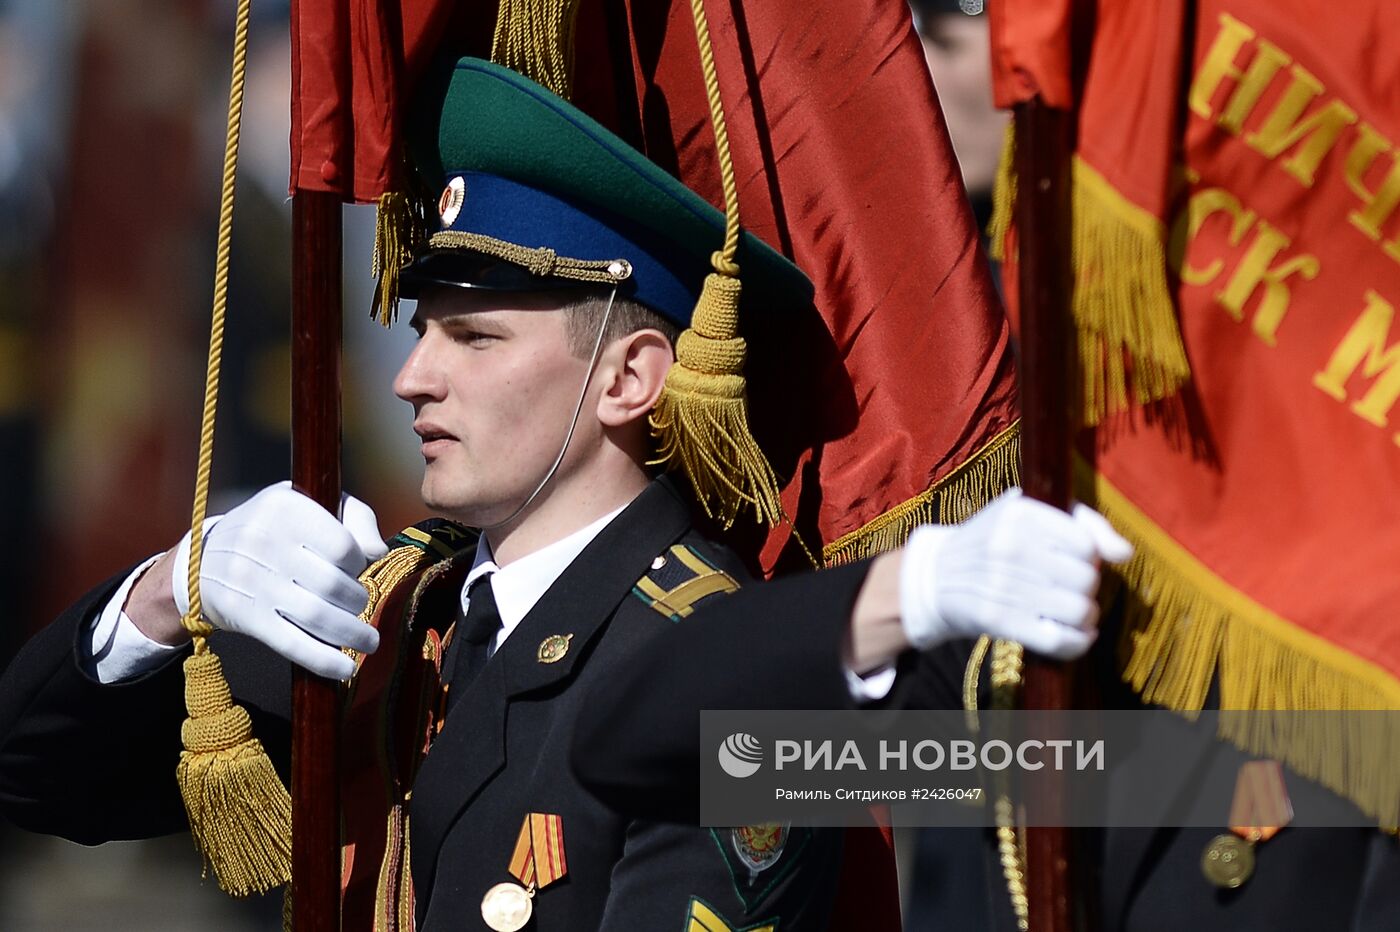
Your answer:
596;328;673;429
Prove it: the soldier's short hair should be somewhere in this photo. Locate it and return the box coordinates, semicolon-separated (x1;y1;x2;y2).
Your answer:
560;291;680;359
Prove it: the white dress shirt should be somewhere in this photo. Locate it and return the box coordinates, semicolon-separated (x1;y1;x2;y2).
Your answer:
89;555;183;683
461;504;626;656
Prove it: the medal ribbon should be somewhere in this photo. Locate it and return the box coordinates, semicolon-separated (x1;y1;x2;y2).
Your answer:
1228;760;1294;843
507;813;568;890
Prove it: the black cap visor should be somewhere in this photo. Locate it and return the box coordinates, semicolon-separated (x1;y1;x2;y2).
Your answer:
398;249;597;300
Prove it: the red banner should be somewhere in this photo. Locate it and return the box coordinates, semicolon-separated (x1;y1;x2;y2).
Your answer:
289;0;476;201
291;0;1019;570
996;0;1400;824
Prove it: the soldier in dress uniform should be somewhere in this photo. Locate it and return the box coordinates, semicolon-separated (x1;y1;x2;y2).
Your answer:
0;58;1127;931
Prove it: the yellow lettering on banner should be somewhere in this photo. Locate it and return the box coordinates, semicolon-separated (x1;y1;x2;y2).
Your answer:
1174;187;1256;286
1344;123;1400;264
1176;186;1319;346
1190;14;1262;128
1216;41;1293;137
1313;291;1400;444
1216;220;1320;345
1244;63;1357;187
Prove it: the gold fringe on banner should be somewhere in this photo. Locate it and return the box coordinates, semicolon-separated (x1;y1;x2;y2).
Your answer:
1084;464;1400;827
372;189;431;327
986;123;1015;262
491;0;582;99
1069;160;1191;423
822;423;1021;565
988;129;1191;425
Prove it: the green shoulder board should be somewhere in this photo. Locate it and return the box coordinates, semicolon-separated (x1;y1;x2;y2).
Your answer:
631;544;740;622
389;517;476;560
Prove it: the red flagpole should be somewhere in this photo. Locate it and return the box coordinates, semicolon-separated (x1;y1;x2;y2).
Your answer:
1014;96;1080;932
290;190;344;932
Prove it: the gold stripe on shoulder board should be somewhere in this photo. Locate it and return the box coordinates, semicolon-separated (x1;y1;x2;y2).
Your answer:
634;545;739;620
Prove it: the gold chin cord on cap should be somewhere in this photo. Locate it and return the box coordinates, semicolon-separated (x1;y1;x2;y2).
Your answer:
647;0;787;530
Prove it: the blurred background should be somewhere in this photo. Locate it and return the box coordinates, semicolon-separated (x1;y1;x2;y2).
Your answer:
0;1;421;926
0;0;1005;928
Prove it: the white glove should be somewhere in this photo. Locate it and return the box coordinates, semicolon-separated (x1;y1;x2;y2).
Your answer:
899;489;1133;660
172;481;389;680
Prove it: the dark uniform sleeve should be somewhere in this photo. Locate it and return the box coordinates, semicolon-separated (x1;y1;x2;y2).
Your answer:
0;569;291;844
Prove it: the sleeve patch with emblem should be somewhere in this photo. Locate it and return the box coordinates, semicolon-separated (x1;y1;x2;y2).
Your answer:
709;825;811;913
632;544;740;621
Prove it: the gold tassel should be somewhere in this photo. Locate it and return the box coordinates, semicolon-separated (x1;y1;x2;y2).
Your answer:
650;0;789;530
372;190;429;327
175;0;289;898
176;647;292;896
822;423;1021;565
490;0;582;99
651;269;784;528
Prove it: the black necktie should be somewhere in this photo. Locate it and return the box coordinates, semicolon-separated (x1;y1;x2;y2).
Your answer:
444;575;501;716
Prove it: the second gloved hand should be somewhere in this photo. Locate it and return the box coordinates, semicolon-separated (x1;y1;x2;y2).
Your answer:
172;481;390;680
899;489;1133;660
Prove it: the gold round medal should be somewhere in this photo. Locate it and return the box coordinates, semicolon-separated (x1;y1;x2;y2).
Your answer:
1201;833;1255;889
480;881;534;932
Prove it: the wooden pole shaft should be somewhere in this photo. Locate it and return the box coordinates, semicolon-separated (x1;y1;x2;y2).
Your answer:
290;189;343;932
1013;97;1077;932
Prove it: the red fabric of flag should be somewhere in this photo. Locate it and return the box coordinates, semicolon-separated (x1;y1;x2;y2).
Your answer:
988;0;1074;109
994;0;1400;824
292;0;1019;568
571;0;1018;569
290;0;474;201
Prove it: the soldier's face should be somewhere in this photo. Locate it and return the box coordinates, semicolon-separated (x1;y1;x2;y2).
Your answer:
394;287;597;526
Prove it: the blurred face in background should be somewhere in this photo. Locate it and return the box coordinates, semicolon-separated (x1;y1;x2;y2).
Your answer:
916;11;1009;198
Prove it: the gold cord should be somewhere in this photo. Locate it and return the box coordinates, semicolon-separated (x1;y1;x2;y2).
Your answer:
688;0;741;276
990;639;1029;930
183;0;251;647
649;0;786;528
173;0;292;895
427;231;632;284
